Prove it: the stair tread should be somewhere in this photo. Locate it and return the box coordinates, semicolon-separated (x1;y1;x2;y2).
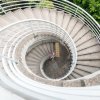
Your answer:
56;11;64;26
0;16;10;26
32;8;42;19
70;20;84;36
77;44;100;55
77;38;99;51
49;9;57;24
23;8;36;19
77;60;100;68
71;72;81;78
41;8;50;21
78;52;100;60
13;9;27;20
62;13;72;30
76;64;100;73
74;68;90;76
66;17;78;34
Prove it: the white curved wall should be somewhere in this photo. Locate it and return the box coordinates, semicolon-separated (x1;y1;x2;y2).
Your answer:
0;86;25;100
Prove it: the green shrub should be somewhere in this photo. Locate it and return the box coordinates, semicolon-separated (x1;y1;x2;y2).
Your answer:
72;0;100;24
36;0;54;9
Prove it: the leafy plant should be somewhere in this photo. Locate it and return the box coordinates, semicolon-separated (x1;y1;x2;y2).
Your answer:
36;0;54;9
71;0;100;23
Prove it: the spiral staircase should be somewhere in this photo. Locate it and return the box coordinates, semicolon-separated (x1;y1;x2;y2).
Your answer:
0;0;100;100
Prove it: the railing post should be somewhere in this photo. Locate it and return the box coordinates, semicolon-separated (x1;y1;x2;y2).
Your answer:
0;4;6;14
74;6;78;17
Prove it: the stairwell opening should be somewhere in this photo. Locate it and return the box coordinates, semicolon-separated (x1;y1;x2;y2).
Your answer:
40;41;72;80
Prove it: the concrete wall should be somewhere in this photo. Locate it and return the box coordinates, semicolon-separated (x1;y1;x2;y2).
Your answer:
0;86;25;100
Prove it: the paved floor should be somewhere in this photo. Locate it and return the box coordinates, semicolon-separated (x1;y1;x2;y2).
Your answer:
43;43;72;79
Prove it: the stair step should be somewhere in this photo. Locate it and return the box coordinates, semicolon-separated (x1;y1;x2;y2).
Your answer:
62;13;71;30
41;8;50;21
30;51;44;60
23;8;36;19
34;45;46;55
56;11;64;26
68;75;74;79
75;31;93;46
38;44;48;56
77;44;100;55
76;64;100;73
27;61;44;77
78;52;100;60
74;27;90;46
26;59;41;66
32;8;42;19
36;45;47;56
75;32;94;46
5;11;19;22
28;50;43;59
13;9;27;20
74;68;89;76
50;9;57;24
42;44;50;55
0;16;9;26
26;56;41;63
46;43;52;53
26;61;40;66
71;25;89;40
66;17;78;34
70;72;81;78
70;20;84;37
77;60;100;68
77;38;99;51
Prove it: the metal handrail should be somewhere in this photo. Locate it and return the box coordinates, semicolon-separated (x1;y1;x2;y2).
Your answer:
0;1;100;99
1;0;100;83
0;0;99;84
1;19;77;80
0;0;99;41
0;54;17;63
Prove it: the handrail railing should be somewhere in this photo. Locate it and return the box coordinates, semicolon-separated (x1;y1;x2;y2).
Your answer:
0;0;99;42
1;18;99;86
0;1;100;99
0;54;17;63
1;19;77;80
0;0;99;83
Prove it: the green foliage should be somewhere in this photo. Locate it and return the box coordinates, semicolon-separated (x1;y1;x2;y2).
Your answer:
36;0;54;9
72;0;100;23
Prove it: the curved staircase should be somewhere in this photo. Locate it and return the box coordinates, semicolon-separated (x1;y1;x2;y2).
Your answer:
0;0;100;100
